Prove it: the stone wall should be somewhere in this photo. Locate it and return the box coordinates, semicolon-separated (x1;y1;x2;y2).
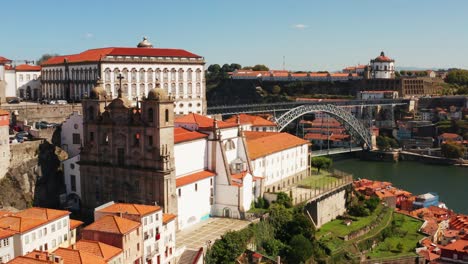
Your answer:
2;103;81;124
306;188;348;228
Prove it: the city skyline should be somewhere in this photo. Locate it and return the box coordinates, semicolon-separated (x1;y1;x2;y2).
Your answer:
2;0;468;71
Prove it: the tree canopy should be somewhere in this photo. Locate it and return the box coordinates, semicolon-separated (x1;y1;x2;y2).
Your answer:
37;53;60;65
445;69;468;86
310;156;332;173
376;136;399;151
251;64;270;71
441;141;466;159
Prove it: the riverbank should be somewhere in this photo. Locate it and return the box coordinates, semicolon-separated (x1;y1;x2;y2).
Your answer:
334;159;468;214
357;150;467;166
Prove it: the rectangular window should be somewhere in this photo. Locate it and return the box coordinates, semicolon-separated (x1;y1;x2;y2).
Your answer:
63;219;67;229
51;224;56;232
89;132;94;142
19;75;23;82
178;188;181;197
71;175;76;192
148;136;153;146
25;235;29;244
117;148;124;166
72;133;80;144
195;183;198;191
26;74;30;81
43;227;47;236
57;221;61;230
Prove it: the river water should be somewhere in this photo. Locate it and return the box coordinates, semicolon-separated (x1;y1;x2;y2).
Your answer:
333;159;468;214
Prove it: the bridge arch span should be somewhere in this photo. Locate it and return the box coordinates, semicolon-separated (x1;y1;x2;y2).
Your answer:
275;104;372;149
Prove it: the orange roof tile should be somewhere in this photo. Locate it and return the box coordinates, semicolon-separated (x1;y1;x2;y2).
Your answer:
74;239;122;261
439;133;461;139
443;239;468;253
163;214;176;224
0;216;48;233
14;207;70;221
83;215;140;235
7;256;54;264
175;113;237;129
53;247;107;264
15;64;41;71
0;56;11;64
0;228;15;239
0;109;10;116
224;114;276;127
176;170;215;187
174;127;208;144
244;131;309;159
97;203;161;217
42;47;201;65
70;219;84;230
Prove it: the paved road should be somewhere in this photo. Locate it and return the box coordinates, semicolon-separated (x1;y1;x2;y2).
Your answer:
176;217;251;250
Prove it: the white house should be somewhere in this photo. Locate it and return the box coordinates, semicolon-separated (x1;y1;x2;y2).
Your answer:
61;111;83;157
15;64;41;100
63;155;81;210
358;90;399;100
0;207;80;258
41;37;206;115
0;229;15;263
370;51;395;79
224;113;278;132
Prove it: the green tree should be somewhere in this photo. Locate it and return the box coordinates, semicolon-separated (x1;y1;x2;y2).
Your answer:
285;234;313;264
310;157;332;173
376;136;391;151
272;85;281;95
275;192;293;208
269;204;293;232
441;141;466;159
262;239;284;257
37;53;60;65
252;64;270;71
230;63;242;71
396;242;404;252
205;229;252;264
364;197;380;212
207;64;221;74
445;69;468;85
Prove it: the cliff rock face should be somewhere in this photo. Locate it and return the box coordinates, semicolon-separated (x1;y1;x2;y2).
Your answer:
0;140;68;210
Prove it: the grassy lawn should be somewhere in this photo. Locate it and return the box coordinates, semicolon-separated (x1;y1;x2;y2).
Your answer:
298;169;339;189
366;213;424;259
317;205;384;238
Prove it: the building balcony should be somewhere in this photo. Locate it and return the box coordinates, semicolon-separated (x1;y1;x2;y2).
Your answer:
146;247;159;261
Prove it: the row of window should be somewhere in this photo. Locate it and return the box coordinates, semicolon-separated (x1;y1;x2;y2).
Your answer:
177;179;214;197
104;68;202;83
0;238;9;248
18;74;38;82
42;68;98;81
23;219;68;245
108;82;202;96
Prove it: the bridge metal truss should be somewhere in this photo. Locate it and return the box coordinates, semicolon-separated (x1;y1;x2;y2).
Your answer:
275;104;373;149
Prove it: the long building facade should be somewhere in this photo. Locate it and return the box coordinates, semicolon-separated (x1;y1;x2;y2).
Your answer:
41;38;206;115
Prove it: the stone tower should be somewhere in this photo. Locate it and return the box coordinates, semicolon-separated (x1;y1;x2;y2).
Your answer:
80;81;177;215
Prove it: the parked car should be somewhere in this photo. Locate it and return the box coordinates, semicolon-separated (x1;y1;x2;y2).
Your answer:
40;99;50;104
7;98;20;104
49;100;57;105
36;121;49;129
16;131;29;138
57;100;67;105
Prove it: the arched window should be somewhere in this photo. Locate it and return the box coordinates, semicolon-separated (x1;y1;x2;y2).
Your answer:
165;109;169;122
147;69;153;82
178;83;183;95
196;69;201;82
140;83;145;97
187;69;193;81
131;84;137;97
148;108;154;122
196;83;201;94
122;68;129;81
155;68;161;81
104;68;111;82
163;83;168;94
131;68;137;82
123;84;128;95
171;68;176;81
171;83;176;94
163;68;168;82
188;83;192;94
139;68;145;83
178;68;184;81
113;68;120;81
105;84;111;94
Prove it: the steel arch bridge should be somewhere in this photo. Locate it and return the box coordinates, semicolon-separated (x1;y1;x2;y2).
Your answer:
275;104;372;150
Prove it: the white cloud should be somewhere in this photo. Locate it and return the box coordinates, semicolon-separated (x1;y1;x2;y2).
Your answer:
293;24;308;29
84;32;94;39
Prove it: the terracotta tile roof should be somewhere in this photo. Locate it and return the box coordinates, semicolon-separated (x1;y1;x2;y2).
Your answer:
42;47;201;65
53;247;107;264
0;209;12;215
418;249;440;261
97;203;161;217
4;65;13;70
174;127;208;144
163;214;176;224
175;113;237;129
0;56;11;64
442;238;468;253
0;216;49;233
245;131;309;159
15;64;41;71
14;207;70;221
0;109;10;116
224;114;276;127
176;170;215;187
70;219;84;230
439;133;461;140
0;228;15;239
74;239;122;261
7;256;54;264
83;215;140;235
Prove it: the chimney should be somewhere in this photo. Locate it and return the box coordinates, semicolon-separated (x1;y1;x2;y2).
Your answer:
71;244;76;250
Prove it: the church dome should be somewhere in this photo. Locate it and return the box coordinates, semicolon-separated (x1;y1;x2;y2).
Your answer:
374;51;394;62
147;87;168;101
137;37;153;48
90;79;107;99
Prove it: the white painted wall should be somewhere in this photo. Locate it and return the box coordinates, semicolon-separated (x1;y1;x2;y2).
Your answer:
0;125;10;180
0;236;14;263
60;111;83;157
4;71;16;97
16;71;41;99
174;139;207;177
176;176;213;230
63;155;81;197
162;218;176;264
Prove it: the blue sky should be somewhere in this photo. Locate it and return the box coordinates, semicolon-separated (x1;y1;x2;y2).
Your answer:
2;0;468;71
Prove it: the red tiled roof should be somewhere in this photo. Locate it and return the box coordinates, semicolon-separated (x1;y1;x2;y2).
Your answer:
373;52;394;62
174;127;208;144
163;214;176;224
97;203;161;216
224;114;276;127
175;113;237;129
0;56;11;64
176;170;215;187
15;64;41;71
7;256;54;264
53;247;107;264
83;215;140;235
443;239;468;253
439;133;461;140
70;219;84;230
42;47;201;65
0;228;15;239
244;131;309;159
14;207;70;221
4;65;13;70
74;239;122;261
0;109;11;116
